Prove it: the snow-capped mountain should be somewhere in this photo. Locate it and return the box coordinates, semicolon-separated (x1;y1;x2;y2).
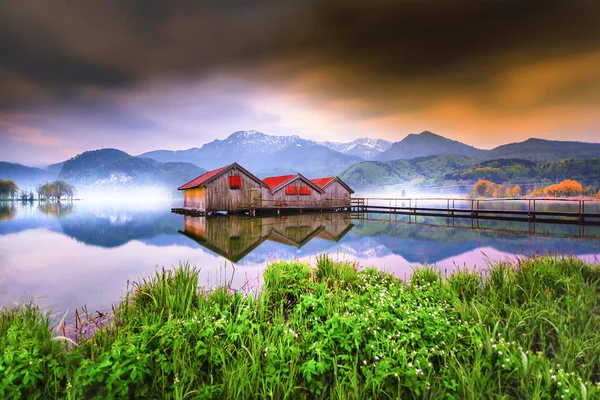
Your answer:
201;130;316;156
319;138;392;160
139;130;363;176
140;130;316;168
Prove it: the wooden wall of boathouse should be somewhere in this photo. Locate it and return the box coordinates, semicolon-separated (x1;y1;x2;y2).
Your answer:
321;180;352;207
268;177;322;207
184;187;206;211
204;166;263;212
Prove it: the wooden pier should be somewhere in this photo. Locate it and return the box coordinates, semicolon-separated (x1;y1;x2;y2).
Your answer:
172;198;352;217
350;197;600;227
171;207;207;216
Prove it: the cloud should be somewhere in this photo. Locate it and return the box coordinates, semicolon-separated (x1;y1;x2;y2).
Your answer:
0;1;598;105
0;0;599;156
0;114;62;147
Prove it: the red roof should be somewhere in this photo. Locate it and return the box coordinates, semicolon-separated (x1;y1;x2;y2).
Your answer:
178;165;230;190
262;174;296;190
310;177;335;189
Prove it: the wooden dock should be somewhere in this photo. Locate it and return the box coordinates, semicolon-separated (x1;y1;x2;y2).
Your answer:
171;207;207;216
350;198;600;227
173;197;600;226
172;198;352;216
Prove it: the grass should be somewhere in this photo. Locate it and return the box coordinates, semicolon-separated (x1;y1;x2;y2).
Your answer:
1;255;600;399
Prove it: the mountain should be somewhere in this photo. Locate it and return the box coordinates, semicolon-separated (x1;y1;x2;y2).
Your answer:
254;143;364;178
340;154;480;187
0;162;60;189
377;131;486;161
140;130;317;169
58;149;206;188
489;138;600;162
319;138;392;160
140;130;363;177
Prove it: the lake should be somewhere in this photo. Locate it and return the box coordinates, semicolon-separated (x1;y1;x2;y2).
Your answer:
1;200;599;319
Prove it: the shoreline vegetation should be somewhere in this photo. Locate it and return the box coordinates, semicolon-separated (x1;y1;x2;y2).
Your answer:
471;179;600;199
2;255;600;398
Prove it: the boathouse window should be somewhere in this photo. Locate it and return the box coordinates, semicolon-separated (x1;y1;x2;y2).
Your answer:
299;186;311;195
229;175;242;189
285;186;298;195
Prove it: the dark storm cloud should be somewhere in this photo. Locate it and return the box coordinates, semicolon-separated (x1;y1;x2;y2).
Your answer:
1;0;599;112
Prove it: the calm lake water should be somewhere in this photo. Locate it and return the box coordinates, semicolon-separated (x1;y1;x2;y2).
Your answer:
1;200;599;318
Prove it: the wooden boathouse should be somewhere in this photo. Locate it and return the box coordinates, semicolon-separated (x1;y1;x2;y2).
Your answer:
175;163;355;215
177;163;267;213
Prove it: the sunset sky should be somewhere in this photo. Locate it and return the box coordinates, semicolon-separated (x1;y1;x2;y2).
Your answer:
1;0;599;165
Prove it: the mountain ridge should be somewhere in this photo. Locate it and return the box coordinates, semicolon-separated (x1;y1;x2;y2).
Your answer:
3;130;600;190
377;131;486;161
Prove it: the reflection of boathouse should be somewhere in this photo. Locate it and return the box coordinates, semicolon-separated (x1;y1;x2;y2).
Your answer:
176;163;354;214
179;213;354;262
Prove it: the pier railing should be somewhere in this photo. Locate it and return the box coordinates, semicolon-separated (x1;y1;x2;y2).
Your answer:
245;198;351;209
350;197;600;226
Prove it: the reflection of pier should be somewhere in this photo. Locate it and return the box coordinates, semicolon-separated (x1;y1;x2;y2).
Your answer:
179;213;354;262
354;212;600;240
351;198;600;227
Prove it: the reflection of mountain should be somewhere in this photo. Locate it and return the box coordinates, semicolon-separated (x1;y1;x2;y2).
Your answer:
350;217;600;264
180;213;354;262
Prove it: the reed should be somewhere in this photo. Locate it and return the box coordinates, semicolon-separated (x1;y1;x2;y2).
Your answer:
1;255;599;399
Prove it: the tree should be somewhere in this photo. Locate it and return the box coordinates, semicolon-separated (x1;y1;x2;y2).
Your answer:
543;179;583;197
511;185;522;197
38;181;76;201
471;180;496;198
0;180;19;200
528;184;544;197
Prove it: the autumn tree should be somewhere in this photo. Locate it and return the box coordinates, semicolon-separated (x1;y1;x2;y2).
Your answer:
510;185;522;197
543;179;583;197
471;180;496;198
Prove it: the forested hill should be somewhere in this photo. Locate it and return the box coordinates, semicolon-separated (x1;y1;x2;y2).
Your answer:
339;155;480;187
58;149;206;187
340;157;600;188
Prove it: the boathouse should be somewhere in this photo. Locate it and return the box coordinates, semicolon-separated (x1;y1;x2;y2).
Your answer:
261;174;325;208
176;163;355;214
178;163;267;212
310;176;355;207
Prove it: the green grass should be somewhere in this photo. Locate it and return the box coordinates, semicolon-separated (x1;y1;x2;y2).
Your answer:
1;255;600;399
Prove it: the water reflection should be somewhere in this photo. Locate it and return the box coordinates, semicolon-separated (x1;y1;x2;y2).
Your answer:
0;203;16;221
38;202;74;218
0;201;599;319
180;213;354;262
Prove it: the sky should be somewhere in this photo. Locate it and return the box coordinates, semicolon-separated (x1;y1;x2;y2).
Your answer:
1;0;599;165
